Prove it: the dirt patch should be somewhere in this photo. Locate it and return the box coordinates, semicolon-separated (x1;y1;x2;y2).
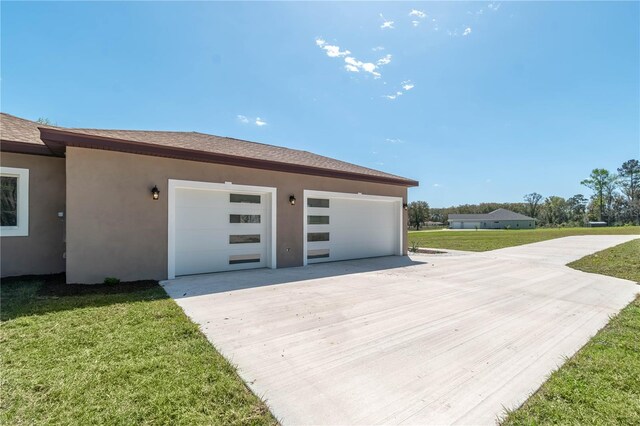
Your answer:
1;273;160;297
415;249;447;254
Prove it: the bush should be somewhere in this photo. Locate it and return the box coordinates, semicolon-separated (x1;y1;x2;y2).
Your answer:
103;277;121;285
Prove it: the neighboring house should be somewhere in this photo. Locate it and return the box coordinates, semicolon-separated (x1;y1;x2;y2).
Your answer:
0;113;418;283
448;209;536;230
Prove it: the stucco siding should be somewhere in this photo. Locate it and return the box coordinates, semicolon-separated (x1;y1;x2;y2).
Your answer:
1;152;66;277
66;147;408;283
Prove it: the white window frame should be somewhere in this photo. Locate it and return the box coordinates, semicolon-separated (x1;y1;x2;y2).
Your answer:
0;167;29;237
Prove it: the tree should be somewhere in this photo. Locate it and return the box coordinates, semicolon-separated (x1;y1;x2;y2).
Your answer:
566;194;587;223
408;201;429;230
524;193;542;218
617;159;640;224
580;169;618;223
36;117;56;125
541;196;568;226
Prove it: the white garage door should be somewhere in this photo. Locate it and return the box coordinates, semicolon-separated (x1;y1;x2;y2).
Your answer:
304;191;402;264
169;181;275;278
462;222;481;229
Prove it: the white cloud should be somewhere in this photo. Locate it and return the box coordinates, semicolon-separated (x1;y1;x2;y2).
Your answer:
463;27;472;36
488;3;501;11
237;115;267;127
383;91;403;100
372;46;385;51
376;54;392;66
316;38;391;79
345;56;381;78
401;80;415;91
380;14;394;29
409;9;426;19
412;20;420;27
385;138;404;144
433;183;442;188
315;38;350;57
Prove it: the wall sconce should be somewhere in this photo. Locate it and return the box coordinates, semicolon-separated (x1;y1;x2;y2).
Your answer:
151;185;160;200
289;195;296;205
403;203;408;210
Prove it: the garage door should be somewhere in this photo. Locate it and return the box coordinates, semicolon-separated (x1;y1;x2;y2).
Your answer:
304;190;402;264
462;222;481;229
168;181;276;278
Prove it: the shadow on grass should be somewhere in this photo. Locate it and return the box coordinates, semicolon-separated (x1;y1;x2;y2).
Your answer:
1;274;168;322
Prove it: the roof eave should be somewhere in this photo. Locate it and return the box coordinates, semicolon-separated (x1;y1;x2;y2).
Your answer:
0;139;55;156
39;127;419;187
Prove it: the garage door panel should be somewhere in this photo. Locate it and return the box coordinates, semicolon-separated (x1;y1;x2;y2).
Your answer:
173;186;271;276
305;192;401;265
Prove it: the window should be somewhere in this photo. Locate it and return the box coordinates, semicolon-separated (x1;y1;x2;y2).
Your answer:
229;254;261;264
308;215;329;225
230;214;261;224
307;198;329;208
230;193;261;204
0;167;29;237
308;249;330;259
229;234;261;244
307;232;330;242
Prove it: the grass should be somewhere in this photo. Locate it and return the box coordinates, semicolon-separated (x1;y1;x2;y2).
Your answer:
0;275;277;425
568;239;640;282
502;239;640;425
408;226;640;252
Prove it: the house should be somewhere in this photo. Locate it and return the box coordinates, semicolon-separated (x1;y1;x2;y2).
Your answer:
448;209;535;229
0;113;418;283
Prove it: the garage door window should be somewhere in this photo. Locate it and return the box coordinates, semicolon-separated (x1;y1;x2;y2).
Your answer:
307;232;330;242
230;214;261;224
308;215;329;225
229;254;261;264
307;198;329;208
229;234;261;244
230;194;261;204
308;249;329;259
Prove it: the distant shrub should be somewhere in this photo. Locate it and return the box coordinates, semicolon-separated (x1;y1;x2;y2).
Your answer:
409;241;419;253
103;277;121;285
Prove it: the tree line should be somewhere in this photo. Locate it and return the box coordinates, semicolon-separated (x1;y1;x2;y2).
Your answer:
409;159;639;229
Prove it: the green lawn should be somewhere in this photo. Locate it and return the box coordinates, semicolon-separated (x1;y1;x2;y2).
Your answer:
409;226;640;252
0;275;276;425
502;239;640;425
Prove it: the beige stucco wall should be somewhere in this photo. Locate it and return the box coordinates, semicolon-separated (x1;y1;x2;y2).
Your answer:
66;147;409;283
1;152;66;277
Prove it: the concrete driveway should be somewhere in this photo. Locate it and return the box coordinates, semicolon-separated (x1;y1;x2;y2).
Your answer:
162;235;639;425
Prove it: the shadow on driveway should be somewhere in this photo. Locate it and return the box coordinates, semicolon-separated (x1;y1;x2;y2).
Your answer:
162;255;427;299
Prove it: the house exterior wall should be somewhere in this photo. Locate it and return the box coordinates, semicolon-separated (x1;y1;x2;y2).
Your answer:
449;220;535;230
65;147;408;283
1;152;66;277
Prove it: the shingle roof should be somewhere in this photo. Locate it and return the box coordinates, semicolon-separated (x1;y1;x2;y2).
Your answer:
449;209;535;221
1;113;418;186
0;113;56;145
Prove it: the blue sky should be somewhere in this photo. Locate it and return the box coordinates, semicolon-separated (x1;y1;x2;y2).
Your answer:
2;1;638;206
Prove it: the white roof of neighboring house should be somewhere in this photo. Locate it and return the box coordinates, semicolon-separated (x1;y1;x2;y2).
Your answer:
448;208;535;222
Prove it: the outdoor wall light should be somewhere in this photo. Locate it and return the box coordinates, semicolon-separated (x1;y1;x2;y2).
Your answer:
151;185;160;200
403;203;408;210
289;195;296;205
